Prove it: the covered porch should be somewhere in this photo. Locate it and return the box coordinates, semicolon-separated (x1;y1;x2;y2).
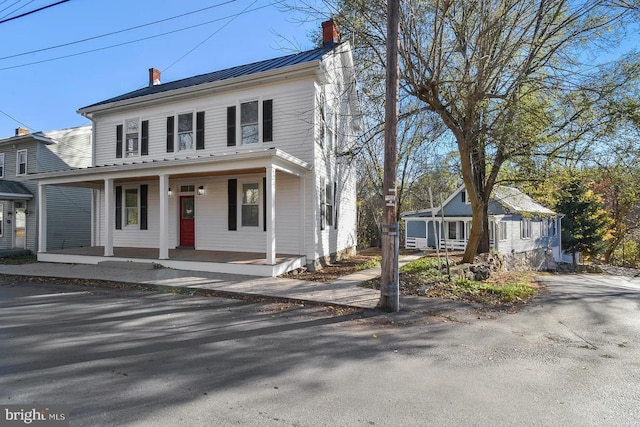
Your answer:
39;246;306;277
34;149;311;277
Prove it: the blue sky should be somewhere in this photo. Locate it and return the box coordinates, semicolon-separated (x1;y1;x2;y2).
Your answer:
0;0;325;136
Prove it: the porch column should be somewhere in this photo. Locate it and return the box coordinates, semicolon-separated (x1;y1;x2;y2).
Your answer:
37;183;47;253
104;178;114;257
266;166;276;265
158;174;169;260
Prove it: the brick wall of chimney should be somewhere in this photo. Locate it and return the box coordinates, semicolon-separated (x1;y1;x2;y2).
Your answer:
15;127;29;136
322;19;340;47
148;68;161;86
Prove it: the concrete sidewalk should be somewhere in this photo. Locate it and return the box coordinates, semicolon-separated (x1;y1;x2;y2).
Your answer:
0;254;424;309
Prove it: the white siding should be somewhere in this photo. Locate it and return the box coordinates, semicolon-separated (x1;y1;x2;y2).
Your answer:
94;172;304;254
93;78;316;167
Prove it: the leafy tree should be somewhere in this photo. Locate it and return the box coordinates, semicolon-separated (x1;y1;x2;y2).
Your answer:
290;0;635;262
555;179;612;265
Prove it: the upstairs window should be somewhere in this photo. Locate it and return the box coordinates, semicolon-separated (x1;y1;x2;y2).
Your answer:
166;112;204;152
178;113;193;150
241;101;259;145
325;182;334;227
16;149;27;175
227;100;273;147
460;189;471;204
0;153;4;178
125;119;139;157
325;105;336;152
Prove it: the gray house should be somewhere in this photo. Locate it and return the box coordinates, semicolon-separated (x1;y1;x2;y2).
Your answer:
0;126;92;253
402;185;563;268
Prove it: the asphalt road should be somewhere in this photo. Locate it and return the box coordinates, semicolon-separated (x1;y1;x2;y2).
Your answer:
1;274;639;426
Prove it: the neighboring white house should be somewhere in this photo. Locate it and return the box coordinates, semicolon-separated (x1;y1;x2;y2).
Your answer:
0;125;92;253
33;20;361;276
402;185;563;269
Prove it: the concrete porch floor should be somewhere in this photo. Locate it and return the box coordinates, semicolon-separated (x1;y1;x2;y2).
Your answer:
39;246;306;277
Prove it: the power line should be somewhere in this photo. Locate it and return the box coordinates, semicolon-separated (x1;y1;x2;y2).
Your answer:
163;0;260;74
0;2;275;71
0;0;36;19
0;0;235;60
0;0;69;24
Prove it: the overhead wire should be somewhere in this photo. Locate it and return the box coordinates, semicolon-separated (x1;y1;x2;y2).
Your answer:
162;0;260;74
0;0;70;24
0;1;276;71
0;0;37;21
0;0;234;59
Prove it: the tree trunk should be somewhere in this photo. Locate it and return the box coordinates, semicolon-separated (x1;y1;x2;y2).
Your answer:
463;200;485;263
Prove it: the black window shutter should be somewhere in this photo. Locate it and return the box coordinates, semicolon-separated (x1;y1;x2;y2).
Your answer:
263;99;273;142
141;120;149;156
115;186;122;230
166;116;174;152
334;181;338;229
116;125;123;159
263;177;267;232
227;106;236;146
140;184;148;230
196;111;205;150
228;179;237;231
320;181;325;231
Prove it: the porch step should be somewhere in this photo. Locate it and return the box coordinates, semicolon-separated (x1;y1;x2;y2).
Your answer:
97;260;155;270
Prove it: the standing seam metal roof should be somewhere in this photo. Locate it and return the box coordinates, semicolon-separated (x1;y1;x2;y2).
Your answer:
81;45;338;110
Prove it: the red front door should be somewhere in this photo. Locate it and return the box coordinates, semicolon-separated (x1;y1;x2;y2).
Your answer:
180;196;195;247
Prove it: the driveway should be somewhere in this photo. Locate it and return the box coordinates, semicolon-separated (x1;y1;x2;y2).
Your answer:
0;274;639;426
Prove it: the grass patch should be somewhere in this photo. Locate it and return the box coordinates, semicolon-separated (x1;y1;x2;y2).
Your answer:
400;256;441;274
355;256;381;271
450;277;537;303
0;254;37;265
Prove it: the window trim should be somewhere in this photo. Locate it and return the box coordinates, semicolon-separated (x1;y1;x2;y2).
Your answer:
239;179;261;229
541;219;549;237
521;218;532;239
499;221;508;241
125;118;140;158
239;99;260;146
124;187;140;228
0;153;4;178
16;149;27;176
176;111;195;151
227;99;273;147
325;182;334;227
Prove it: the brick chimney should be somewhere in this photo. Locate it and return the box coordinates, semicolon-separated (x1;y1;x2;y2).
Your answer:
322;19;340;48
15;127;29;136
148;68;161;87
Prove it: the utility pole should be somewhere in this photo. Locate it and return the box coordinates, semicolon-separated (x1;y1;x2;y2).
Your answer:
380;0;400;312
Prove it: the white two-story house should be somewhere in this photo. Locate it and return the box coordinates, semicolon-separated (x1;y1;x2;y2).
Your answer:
34;20;361;276
0;125;92;254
